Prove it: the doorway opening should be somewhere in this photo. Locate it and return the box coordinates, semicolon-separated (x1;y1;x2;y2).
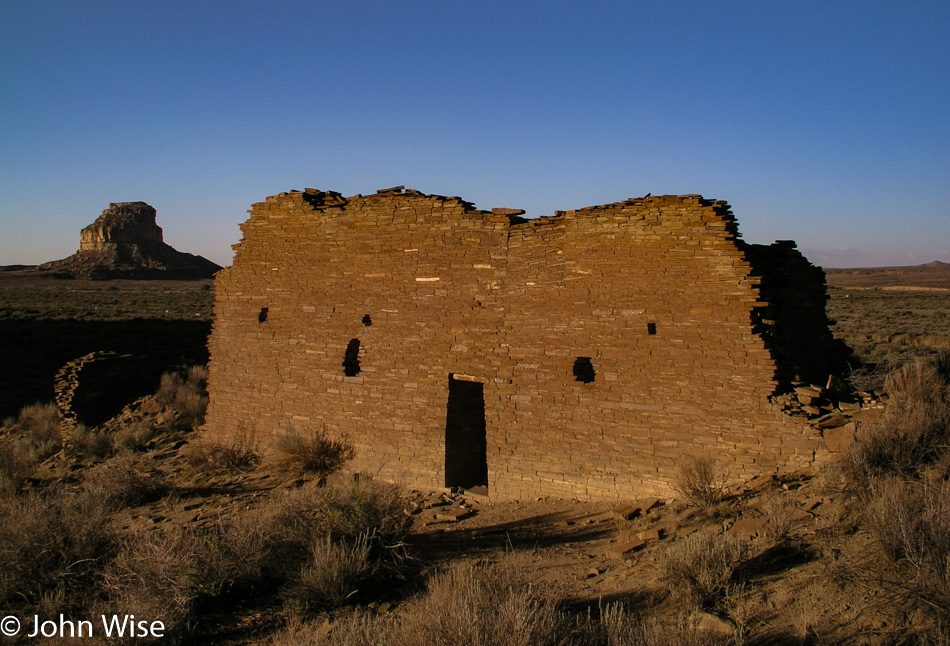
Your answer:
444;375;488;490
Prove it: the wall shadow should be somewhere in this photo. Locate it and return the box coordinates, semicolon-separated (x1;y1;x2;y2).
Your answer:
0;319;210;421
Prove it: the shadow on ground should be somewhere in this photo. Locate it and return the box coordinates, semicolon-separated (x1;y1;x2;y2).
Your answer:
0;319;210;421
410;510;616;560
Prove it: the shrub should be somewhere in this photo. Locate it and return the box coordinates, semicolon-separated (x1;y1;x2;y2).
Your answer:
287;476;411;546
103;502;295;640
72;422;115;459
182;432;260;471
8;402;62;446
204;509;278;591
271;560;731;646
0;442;36;494
841;358;950;496
83;457;170;509
396;556;562;646
265;477;411;584
274;425;355;475
156;365;209;428
102;524;202;640
113;419;157;452
103;513;278;639
662;529;751;611
283;532;379;613
96;475;412;637
0;488;116;612
675;455;725;514
0;404;63;474
862;476;950;638
760;496;801;545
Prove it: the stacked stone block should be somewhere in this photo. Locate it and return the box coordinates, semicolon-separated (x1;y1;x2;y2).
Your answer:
203;187;835;501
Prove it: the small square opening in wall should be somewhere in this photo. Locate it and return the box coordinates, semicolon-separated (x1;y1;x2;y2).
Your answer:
343;338;361;376
258;307;268;323
647;322;657;335
362;314;372;326
573;357;596;383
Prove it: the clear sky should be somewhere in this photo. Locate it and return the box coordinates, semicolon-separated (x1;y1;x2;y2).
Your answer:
2;1;948;269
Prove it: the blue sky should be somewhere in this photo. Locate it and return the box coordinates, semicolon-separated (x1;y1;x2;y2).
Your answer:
2;1;948;268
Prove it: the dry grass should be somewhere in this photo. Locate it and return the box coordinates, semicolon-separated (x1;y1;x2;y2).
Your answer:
825;284;950;377
103;523;210;639
0;402;64;492
396;556;561;646
674;455;725;514
0;488;116;613
272;613;393;646
283;532;379;613
83;456;170;509
274;425;355;475
841;357;950;495
862;476;950;640
661;528;751;612
834;357;950;641
759;496;802;545
72;422;115;459
156;365;209;428
270;557;735;646
182;437;261;471
265;477;412;585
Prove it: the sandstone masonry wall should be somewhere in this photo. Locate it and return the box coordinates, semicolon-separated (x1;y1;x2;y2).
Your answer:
203;187;835;501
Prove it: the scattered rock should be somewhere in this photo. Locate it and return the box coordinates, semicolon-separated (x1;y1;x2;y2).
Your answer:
606;539;645;560
636;527;663;541
813;411;848;429
744;473;774;490
823;423;856;453
435;508;475;522
730;517;765;540
692;611;735;638
611;504;641;521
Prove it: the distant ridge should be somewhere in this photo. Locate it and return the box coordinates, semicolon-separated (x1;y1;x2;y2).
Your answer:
38;202;220;280
825;260;950;271
825;260;950;290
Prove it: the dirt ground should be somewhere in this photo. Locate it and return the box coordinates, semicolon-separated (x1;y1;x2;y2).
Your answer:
75;422;894;645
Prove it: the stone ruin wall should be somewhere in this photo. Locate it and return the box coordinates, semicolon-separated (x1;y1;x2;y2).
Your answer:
203;187;836;501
